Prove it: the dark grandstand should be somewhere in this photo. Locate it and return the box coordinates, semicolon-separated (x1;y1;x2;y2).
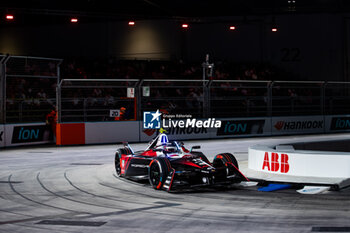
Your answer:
1;0;350;123
2;2;350;233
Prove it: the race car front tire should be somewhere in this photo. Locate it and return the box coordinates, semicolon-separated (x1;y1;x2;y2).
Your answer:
148;157;171;190
213;153;242;182
223;153;239;169
213;153;239;169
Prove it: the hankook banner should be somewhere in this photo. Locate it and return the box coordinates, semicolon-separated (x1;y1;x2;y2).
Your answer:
271;116;325;135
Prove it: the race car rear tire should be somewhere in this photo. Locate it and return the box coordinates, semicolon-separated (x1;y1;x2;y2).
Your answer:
114;148;131;177
148;157;171;190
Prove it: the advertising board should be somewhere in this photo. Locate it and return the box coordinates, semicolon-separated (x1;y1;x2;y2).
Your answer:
4;123;53;147
215;118;271;138
85;121;139;144
271;116;325;135
326;115;350;132
140;116;271;142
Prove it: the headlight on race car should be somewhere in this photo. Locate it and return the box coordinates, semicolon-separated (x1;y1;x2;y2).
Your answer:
202;177;209;184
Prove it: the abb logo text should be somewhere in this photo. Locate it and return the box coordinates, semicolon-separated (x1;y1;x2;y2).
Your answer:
262;152;290;173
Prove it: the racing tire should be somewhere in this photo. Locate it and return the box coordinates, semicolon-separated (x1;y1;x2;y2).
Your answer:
148;157;171;190
213;153;238;169
114;148;132;177
223;153;239;169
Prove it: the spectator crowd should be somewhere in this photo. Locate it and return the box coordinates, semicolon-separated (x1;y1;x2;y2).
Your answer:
61;57;281;81
4;57;313;122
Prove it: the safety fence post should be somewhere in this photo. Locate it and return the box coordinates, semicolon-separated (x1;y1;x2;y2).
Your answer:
267;81;273;117
206;80;213;118
0;55;7;123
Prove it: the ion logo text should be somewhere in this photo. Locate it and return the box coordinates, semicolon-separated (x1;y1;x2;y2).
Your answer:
18;127;39;140
11;125;47;144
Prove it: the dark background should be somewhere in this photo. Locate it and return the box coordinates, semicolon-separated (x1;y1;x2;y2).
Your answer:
0;0;349;81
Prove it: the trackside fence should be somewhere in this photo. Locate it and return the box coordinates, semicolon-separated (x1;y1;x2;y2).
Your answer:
3;57;350;146
57;79;139;122
0;55;62;124
57;79;350;122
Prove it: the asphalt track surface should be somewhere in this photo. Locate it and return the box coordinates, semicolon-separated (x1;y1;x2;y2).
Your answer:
1;134;350;233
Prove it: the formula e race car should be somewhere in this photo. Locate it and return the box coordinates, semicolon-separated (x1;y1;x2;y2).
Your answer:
114;133;249;191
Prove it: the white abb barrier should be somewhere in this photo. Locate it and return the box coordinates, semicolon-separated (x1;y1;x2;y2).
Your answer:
247;144;350;186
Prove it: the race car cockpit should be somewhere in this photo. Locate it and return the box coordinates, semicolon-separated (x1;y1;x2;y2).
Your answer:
146;133;182;155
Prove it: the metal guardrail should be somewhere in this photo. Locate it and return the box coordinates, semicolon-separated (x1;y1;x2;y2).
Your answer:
0;55;6;123
58;79;139;123
56;79;350;123
1;55;350;124
0;55;63;123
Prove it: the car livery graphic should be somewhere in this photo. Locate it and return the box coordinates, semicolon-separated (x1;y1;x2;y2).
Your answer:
114;130;249;191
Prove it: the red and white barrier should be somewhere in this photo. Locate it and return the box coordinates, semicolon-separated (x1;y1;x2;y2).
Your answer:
3;115;350;147
247;144;350;187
